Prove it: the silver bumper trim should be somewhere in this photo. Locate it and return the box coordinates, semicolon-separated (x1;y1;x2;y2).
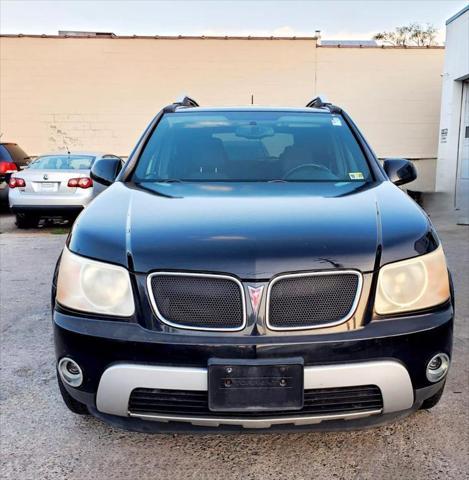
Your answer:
128;409;383;429
96;360;414;426
96;365;207;416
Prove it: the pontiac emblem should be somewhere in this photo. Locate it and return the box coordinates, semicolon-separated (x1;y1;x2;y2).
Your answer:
248;286;264;314
43;174;48;180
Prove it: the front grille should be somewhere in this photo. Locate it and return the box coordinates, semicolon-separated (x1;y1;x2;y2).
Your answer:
267;272;361;330
148;273;245;330
128;385;383;417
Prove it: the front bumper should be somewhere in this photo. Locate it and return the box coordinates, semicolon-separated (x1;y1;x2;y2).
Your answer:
96;361;412;428
54;304;453;431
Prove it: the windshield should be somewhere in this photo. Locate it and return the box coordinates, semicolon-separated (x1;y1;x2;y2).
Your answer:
133;111;372;183
29;155;95;170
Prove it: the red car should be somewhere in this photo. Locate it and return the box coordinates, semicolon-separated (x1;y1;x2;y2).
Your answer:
0;143;31;207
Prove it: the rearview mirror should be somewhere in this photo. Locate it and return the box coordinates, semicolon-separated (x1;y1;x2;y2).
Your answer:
90;157;122;186
235;124;274;139
383;158;417;186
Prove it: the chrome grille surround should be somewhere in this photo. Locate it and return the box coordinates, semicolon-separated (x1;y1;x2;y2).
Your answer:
266;270;363;331
147;272;247;332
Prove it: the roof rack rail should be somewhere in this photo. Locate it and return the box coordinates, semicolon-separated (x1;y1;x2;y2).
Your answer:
163;95;200;113
306;96;329;109
176;95;199;107
306;96;342;114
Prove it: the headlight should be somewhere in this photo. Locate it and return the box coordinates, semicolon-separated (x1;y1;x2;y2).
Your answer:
56;247;135;316
375;245;450;315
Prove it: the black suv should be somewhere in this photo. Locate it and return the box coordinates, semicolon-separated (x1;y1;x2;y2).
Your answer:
52;97;453;432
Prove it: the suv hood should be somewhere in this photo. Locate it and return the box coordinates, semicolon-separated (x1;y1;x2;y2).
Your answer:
69;181;436;278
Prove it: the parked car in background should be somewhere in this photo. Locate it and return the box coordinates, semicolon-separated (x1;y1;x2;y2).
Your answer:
0;142;31;207
9;151;122;228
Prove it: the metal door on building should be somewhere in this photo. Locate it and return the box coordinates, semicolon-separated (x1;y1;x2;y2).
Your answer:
456;80;469;224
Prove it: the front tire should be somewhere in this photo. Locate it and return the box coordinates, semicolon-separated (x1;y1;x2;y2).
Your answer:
57;373;89;415
420;381;446;410
15;213;39;229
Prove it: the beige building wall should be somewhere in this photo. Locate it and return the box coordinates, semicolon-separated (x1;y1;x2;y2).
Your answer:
0;36;317;156
315;46;444;191
0;36;444;190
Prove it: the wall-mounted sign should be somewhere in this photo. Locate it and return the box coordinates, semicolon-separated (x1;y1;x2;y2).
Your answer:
440;128;448;143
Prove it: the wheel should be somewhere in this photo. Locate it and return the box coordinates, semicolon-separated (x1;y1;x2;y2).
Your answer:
15;213;39;229
57;372;89;415
420;381;446;410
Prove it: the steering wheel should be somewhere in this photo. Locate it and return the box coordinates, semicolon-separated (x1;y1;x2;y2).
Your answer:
282;163;332;180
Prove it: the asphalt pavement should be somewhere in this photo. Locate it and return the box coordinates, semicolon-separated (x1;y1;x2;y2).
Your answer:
1;208;468;480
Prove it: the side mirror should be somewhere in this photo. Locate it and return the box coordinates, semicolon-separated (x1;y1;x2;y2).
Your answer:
90;157;122;186
383;158;417;186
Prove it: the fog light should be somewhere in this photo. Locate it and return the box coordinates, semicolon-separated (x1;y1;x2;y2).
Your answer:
58;357;83;387
426;353;450;383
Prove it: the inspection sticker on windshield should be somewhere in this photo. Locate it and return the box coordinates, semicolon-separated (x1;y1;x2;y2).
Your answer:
331;116;342;126
349;172;364;180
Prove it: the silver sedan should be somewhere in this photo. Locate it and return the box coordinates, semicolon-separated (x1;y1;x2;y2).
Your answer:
8;151;121;228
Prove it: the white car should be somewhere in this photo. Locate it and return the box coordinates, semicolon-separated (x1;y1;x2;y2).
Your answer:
8;151;121;228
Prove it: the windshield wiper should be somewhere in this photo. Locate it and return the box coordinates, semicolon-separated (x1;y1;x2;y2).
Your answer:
152;179;184;183
133;182;182;199
267;179;288;183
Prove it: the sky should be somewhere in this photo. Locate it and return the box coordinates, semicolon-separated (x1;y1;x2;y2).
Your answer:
1;0;467;43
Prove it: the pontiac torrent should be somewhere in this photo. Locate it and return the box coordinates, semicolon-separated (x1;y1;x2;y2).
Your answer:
52;97;453;432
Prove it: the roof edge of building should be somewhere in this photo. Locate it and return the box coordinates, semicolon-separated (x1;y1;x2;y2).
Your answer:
317;44;444;49
0;33;445;48
446;4;469;25
0;33;318;40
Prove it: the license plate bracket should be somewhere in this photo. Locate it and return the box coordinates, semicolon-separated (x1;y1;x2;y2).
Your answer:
40;182;56;191
208;358;304;412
